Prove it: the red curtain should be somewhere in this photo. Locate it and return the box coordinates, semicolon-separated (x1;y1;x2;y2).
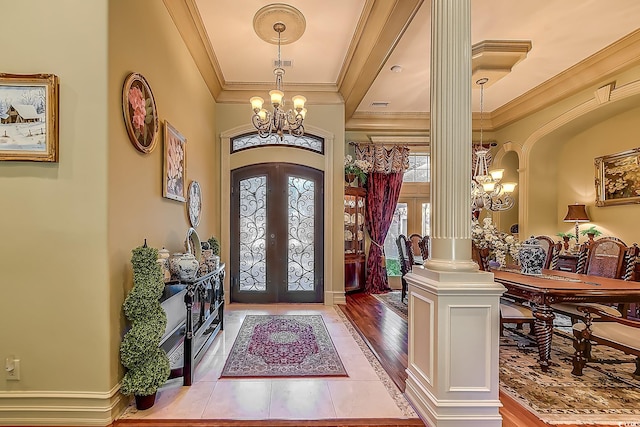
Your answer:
364;172;405;294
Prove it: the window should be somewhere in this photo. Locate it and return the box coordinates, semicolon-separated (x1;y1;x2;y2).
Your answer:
403;153;430;182
384;203;408;277
231;133;324;154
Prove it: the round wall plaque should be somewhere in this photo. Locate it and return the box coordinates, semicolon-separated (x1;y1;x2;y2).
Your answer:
187;180;202;228
122;72;159;154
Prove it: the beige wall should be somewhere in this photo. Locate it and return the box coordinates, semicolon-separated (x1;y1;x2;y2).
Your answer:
108;0;218;406
555;105;640;244
0;0;217;424
0;0;110;399
495;65;640;244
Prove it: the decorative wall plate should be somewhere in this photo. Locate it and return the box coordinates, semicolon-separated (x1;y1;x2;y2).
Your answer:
122;72;159;154
188;180;202;227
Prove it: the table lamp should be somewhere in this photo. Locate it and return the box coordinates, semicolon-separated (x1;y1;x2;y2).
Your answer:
563;203;589;248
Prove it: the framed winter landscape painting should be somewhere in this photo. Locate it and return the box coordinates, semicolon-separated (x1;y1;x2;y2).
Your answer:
0;73;59;162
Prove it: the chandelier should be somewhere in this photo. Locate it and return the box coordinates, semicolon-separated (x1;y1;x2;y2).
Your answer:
471;78;517;214
250;22;307;140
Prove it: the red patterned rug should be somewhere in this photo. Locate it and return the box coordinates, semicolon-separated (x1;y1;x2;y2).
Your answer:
220;315;348;378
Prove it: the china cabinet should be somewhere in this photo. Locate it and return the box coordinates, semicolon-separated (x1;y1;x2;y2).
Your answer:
344;186;366;293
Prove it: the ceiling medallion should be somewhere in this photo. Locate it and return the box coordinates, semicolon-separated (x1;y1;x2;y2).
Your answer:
253;3;306;45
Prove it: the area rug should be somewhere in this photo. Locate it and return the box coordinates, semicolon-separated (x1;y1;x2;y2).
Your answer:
220;315;348;378
500;326;640;425
373;291;407;320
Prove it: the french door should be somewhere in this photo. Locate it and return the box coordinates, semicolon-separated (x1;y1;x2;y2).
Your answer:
230;163;324;303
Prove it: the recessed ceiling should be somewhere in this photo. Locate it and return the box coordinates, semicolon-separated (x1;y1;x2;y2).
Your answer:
178;0;640;123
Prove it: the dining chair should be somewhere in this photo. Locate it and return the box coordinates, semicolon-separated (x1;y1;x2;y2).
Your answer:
534;235;557;270
554;238;639;323
571;304;640;380
418;235;430;261
396;234;412;302
408;233;423;264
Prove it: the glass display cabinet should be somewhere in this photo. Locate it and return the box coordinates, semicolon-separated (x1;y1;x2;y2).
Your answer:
344;186;366;292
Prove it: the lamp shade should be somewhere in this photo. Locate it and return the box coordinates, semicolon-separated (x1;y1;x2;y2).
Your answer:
563;204;589;222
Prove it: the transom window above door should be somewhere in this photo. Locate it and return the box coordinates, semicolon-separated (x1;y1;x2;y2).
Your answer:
231;133;324;154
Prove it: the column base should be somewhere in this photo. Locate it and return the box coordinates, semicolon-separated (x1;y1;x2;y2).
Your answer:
404;267;505;427
405;372;502;427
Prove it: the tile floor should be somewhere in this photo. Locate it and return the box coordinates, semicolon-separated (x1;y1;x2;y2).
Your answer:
120;304;418;421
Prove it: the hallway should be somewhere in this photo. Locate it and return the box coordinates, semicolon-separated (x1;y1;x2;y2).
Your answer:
116;303;423;426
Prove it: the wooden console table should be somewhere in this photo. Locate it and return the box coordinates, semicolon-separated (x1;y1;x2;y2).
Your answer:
160;264;225;385
493;268;640;372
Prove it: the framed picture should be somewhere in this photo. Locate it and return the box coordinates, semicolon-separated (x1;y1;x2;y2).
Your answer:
0;73;59;162
188;180;202;227
595;147;640;206
122;72;158;154
163;121;186;202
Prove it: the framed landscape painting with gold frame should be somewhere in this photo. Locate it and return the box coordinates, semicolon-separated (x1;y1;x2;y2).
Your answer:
595;147;640;206
163;121;186;202
0;73;59;162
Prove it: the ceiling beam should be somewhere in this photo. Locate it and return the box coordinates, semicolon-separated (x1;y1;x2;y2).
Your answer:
339;0;423;121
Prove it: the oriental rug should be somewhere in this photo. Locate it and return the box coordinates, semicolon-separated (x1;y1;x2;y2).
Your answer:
500;326;640;425
220;314;348;378
373;291;407;320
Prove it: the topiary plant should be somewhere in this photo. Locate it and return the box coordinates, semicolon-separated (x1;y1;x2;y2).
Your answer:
580;226;602;237
207;236;220;256
120;245;170;404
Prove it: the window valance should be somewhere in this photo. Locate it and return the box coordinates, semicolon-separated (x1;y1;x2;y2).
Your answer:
352;143;410;174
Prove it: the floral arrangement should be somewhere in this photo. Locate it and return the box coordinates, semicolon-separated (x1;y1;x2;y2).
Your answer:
472;217;521;267
344;155;373;184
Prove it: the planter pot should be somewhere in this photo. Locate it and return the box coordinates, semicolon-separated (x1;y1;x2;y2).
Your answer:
135;392;156;410
562;236;570;252
345;173;356;184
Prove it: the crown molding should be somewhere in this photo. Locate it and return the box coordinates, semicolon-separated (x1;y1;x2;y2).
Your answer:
346;111;429;132
492;28;640;129
163;0;223;98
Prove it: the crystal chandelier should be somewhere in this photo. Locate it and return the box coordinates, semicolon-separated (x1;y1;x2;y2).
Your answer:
471;78;517;215
250;22;307;140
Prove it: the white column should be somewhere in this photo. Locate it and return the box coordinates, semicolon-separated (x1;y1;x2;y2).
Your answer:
424;0;477;273
404;1;505;426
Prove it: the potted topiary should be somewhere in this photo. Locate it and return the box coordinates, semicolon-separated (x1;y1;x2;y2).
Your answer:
556;232;575;252
120;244;170;410
207;236;220;256
580;226;602;245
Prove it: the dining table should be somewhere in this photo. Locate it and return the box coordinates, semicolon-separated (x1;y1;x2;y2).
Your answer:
492;268;640;371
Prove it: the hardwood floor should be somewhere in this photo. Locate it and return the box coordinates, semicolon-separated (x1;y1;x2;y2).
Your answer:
340;292;598;427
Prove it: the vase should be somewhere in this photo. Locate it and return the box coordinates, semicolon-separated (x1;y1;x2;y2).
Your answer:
135;392;156;410
562;236;570;252
519;236;546;276
176;253;199;281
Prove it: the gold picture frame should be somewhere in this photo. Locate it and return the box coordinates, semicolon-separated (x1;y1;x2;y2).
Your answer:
163;121;186;202
595;147;640;207
122;72;159;154
0;73;59;162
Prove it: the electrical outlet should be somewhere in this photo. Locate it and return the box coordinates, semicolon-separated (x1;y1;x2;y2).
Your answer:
5;358;20;381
